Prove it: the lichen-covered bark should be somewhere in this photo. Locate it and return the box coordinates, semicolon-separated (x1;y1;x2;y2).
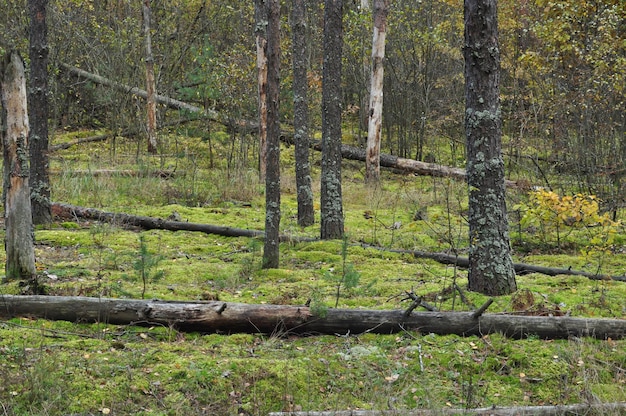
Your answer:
2;52;37;280
28;0;52;225
255;0;268;181
262;0;281;269
365;0;389;184
321;0;345;240
291;0;315;227
464;0;516;295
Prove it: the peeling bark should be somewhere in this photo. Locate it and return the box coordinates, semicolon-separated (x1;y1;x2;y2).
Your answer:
142;0;158;154
1;52;37;280
255;0;269;181
263;0;281;269
365;0;389;184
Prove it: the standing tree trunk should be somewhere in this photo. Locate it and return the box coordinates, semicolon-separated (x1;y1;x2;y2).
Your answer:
365;0;389;184
464;0;516;295
262;0;281;269
1;52;37;281
28;0;52;225
291;0;315;227
320;0;345;240
255;0;269;181
143;0;158;154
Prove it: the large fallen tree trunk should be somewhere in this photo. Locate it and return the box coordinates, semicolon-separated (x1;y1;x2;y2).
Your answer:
50;202;626;282
312;141;522;188
268;402;626;416
0;296;624;339
62;63;524;186
60;63;218;120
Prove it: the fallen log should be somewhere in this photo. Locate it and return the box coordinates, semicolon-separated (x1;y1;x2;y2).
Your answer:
51;202;265;239
311;141;523;188
49;169;177;178
61;63;216;119
50;202;625;282
49;133;110;152
61;63;525;186
359;243;626;283
60;63;256;133
0;296;624;339
268;402;626;416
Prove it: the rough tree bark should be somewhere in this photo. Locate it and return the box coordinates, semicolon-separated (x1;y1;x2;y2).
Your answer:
28;0;52;225
142;0;158;154
321;0;345;240
263;0;281;269
291;0;315;227
1;52;37;281
0;296;624;340
255;0;268;181
464;0;516;295
365;0;389;184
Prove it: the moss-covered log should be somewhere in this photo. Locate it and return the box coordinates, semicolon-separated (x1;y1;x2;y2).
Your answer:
0;296;624;340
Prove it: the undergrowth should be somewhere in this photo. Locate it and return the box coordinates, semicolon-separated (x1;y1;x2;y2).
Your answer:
0;130;624;415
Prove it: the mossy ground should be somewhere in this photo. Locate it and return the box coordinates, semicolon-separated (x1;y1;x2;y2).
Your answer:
1;131;625;415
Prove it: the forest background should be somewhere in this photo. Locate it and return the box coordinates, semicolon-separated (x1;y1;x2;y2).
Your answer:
0;0;625;415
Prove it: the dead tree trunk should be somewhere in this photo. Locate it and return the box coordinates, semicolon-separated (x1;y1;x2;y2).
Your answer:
365;0;389;184
1;52;37;280
0;296;624;339
255;0;269;181
142;0;158;154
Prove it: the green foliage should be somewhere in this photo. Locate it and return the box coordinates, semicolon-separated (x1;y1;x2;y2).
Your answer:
324;234;362;308
514;189;621;255
123;234;165;299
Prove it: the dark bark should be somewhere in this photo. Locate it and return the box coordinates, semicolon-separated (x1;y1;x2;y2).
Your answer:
1;52;37;280
0;296;624;340
321;0;345;240
263;0;281;269
291;0;315;227
464;0;516;295
358;243;626;283
28;0;52;225
255;0;268;181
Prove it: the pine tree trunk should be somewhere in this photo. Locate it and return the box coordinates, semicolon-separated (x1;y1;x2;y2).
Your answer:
1;52;37;280
28;0;52;225
262;0;281;269
464;0;516;295
320;0;345;240
143;0;158;154
255;0;269;181
291;0;315;227
365;0;389;184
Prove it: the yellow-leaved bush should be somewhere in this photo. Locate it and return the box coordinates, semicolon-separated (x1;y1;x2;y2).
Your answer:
514;189;621;261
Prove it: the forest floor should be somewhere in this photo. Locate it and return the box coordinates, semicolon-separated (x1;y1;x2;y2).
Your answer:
0;130;625;415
